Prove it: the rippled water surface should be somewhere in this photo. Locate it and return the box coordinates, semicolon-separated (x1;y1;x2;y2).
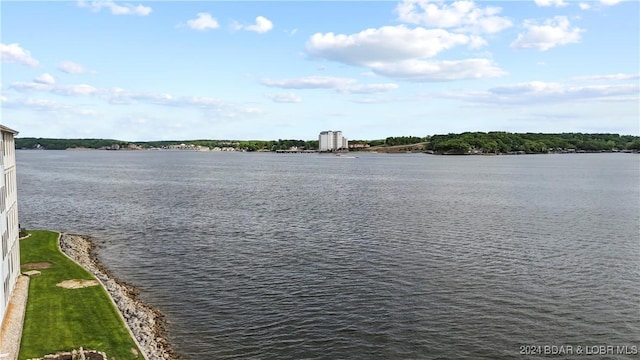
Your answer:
17;151;640;359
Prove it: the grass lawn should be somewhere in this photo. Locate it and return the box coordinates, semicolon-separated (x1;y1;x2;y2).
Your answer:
19;230;142;360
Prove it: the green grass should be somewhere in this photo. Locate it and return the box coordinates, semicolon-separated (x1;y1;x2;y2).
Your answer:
19;230;141;360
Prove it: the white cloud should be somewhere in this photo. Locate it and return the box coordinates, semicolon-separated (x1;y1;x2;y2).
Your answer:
102;87;134;104
261;76;356;89
106;91;249;114
266;93;302;103
534;0;568;7
305;25;505;82
339;83;400;94
77;0;152;16
181;96;227;108
490;81;563;95
34;73;56;85
2;97;98;115
369;58;506;82
441;80;639;104
245;16;273;34
232;16;274;34
186;13;219;31
3;98;66;111
241;107;263;114
395;0;512;34
9;81;52;92
58;61;95;74
511;16;584;51
572;73;640;82
261;76;400;94
11;81;98;97
52;84;99;96
218;106;264;119
7;79;239;112
75;108;99;116
306;25;479;66
229;21;243;32
350;96;413;104
100;88;225;108
0;43;39;67
492;82;638;101
578;0;621;10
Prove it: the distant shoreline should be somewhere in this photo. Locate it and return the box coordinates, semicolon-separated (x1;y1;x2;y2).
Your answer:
15;132;640;153
16;148;639;155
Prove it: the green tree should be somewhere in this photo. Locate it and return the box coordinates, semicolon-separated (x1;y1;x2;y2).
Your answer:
435;139;470;154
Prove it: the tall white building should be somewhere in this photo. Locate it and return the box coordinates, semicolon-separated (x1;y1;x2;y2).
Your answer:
319;130;348;152
0;125;19;328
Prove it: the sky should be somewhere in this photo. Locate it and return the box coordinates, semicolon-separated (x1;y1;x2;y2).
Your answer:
1;0;638;141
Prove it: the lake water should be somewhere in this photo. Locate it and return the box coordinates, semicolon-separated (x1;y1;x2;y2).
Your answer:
16;150;640;359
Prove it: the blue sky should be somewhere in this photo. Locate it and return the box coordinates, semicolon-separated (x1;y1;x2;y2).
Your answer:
1;0;638;141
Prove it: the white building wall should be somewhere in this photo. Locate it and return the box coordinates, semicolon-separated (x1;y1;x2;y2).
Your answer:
319;132;329;151
319;130;348;151
332;131;341;150
0;126;19;329
319;131;336;152
0;133;5;319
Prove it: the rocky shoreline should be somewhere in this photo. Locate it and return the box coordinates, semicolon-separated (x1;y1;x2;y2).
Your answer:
59;233;179;360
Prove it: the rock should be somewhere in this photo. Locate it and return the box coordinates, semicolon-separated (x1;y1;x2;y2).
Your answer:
59;233;180;360
24;270;41;277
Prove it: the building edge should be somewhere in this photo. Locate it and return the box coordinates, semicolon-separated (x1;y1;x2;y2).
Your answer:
0;125;20;330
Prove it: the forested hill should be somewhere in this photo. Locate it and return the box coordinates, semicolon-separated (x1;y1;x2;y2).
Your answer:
426;132;640;154
14;132;640;153
16;138;130;150
14;138;317;151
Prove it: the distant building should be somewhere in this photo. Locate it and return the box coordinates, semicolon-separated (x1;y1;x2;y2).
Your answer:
319;130;348;152
0;125;20;328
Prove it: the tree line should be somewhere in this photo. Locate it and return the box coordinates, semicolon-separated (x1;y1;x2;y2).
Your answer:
15;132;640;153
427;132;640;154
15;137;320;151
15;138;129;150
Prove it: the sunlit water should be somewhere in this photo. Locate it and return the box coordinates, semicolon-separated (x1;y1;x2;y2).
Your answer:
17;151;640;359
